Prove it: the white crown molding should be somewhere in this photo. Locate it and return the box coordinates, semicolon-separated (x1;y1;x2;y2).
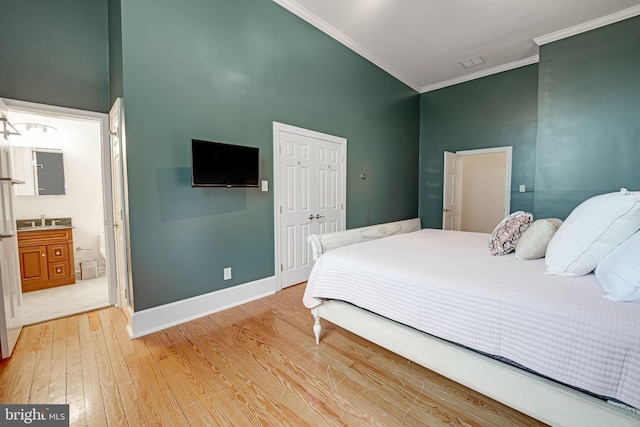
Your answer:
534;4;640;46
273;0;421;92
420;56;540;93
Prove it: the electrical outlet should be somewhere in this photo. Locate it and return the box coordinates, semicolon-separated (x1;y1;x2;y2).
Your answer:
223;267;232;280
519;184;526;193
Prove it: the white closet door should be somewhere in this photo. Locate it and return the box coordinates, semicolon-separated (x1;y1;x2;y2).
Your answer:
275;123;346;289
279;131;315;287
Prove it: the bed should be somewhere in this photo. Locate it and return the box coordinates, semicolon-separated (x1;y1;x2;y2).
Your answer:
303;218;640;427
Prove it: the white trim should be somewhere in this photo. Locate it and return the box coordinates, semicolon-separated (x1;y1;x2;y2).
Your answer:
272;122;347;291
534;4;640;46
129;276;276;338
420;56;539;93
455;146;513;218
272;0;421;92
315;300;640;427
3;98;108;124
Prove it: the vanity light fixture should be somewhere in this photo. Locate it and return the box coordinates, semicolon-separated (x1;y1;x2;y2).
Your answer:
14;123;58;134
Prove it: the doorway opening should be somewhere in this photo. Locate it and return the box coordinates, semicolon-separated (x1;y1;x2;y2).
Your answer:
442;147;512;233
4;99;117;325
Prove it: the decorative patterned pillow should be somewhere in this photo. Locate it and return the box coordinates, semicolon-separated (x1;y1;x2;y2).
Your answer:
515;218;563;260
489;211;534;255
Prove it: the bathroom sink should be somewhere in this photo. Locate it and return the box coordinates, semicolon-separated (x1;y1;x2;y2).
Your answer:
17;225;72;232
16;217;72;231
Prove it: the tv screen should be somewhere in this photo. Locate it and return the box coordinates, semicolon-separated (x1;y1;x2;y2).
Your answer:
191;139;259;187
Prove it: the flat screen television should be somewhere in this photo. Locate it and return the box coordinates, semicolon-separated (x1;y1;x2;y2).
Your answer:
191;139;259;187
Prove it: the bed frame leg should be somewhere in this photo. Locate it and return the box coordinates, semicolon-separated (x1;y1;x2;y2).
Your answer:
312;307;321;344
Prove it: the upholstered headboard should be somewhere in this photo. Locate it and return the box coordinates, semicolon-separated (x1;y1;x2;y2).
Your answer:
307;218;421;261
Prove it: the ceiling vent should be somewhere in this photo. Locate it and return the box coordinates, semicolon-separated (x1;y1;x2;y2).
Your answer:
459;55;485;69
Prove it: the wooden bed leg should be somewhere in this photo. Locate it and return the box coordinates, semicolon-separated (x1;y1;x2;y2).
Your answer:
312;307;321;344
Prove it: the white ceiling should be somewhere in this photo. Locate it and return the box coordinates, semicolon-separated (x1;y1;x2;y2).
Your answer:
274;0;640;93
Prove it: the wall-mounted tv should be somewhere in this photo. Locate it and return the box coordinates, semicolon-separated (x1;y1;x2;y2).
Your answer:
191;139;259;187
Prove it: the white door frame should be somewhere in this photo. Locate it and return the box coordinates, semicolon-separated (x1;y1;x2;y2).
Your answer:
2;98;120;307
455;146;512;219
109;98;134;334
273;122;347;291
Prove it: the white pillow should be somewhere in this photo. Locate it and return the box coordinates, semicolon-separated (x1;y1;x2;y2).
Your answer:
595;231;640;301
515;218;563;260
545;189;640;276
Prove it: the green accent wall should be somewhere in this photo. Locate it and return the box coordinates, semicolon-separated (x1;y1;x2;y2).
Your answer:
116;0;419;310
419;65;539;229
0;0;109;112
535;16;640;219
108;0;124;102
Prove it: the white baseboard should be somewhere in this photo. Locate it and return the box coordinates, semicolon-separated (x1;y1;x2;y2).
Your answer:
129;276;276;338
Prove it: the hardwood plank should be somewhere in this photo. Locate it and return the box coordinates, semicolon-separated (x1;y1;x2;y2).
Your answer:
78;313;108;427
28;322;54;404
65;316;87;426
88;311;127;426
48;318;67;404
97;310;148;427
125;335;183;425
2;323;42;403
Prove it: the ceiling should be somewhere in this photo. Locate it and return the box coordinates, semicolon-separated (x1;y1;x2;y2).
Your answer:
274;0;640;93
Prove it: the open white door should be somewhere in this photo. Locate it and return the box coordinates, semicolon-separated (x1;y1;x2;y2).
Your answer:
274;123;346;289
442;151;462;230
109;99;133;329
0;101;23;358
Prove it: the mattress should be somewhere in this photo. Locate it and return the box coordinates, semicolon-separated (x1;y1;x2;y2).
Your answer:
303;229;640;409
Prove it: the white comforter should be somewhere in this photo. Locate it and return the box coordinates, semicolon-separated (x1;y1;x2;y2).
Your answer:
303;229;640;409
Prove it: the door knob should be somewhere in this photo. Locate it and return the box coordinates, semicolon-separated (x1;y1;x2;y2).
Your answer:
308;215;314;220
315;214;325;220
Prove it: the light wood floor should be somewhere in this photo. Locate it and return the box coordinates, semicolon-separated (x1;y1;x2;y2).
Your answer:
0;284;546;426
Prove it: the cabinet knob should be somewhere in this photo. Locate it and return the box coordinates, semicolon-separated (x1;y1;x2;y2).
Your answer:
41;253;46;257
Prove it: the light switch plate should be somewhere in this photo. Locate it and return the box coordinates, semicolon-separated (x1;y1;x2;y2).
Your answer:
519;184;526;193
261;180;268;192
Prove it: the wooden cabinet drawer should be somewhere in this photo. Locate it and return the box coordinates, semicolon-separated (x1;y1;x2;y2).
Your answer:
48;261;71;281
47;243;69;262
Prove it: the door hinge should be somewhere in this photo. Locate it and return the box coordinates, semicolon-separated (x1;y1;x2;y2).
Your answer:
280;264;283;271
280;206;282;214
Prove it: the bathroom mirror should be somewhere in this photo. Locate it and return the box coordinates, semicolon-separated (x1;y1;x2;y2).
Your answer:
35;150;65;195
12;147;66;196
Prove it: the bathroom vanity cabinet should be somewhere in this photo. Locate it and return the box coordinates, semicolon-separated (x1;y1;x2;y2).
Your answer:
18;227;75;292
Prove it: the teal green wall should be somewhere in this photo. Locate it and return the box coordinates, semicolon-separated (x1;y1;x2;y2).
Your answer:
535;16;640;218
419;65;539;229
117;0;419;310
0;0;109;112
108;0;124;102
